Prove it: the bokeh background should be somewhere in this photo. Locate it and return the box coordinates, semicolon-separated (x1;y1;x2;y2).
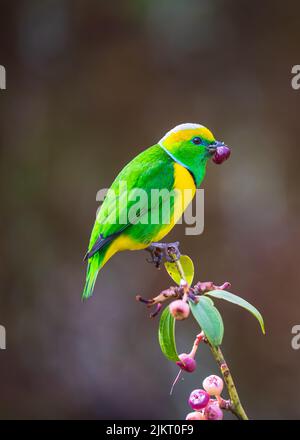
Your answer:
1;0;300;420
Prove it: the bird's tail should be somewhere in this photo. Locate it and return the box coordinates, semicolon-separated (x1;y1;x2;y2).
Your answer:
82;252;105;300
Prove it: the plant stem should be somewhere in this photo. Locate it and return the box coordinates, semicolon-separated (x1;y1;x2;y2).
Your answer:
174;260;186;281
171;252;249;420
171;254;186;282
208;343;248;420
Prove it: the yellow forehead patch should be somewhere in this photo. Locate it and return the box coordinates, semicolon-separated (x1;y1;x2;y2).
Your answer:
160;125;215;149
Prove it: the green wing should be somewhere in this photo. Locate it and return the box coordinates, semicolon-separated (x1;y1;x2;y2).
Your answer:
85;145;174;259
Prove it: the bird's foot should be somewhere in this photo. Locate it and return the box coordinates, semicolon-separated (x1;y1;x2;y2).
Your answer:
145;241;181;268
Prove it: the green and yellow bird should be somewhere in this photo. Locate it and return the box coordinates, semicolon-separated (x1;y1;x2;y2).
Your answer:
82;123;230;299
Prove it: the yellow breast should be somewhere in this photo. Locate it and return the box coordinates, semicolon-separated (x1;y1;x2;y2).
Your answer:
103;163;196;263
174;162;196;218
152;162;196;241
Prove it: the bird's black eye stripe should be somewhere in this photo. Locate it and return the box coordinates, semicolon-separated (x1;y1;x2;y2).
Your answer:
192;137;202;145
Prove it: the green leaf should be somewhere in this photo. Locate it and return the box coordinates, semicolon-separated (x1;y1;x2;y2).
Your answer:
158;306;180;362
164;255;194;286
190;296;224;346
205;290;265;335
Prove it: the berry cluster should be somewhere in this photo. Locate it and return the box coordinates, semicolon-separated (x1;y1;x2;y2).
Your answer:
186;375;224;420
168;297;230;420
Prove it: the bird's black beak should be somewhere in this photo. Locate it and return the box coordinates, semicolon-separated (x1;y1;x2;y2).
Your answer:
206;140;225;154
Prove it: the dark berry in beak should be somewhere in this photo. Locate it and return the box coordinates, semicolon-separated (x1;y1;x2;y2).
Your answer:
212;145;231;164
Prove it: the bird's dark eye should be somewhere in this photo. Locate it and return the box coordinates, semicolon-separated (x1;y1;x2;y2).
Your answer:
192;137;202;145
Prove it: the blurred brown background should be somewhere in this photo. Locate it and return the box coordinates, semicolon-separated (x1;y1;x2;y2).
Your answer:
0;0;300;420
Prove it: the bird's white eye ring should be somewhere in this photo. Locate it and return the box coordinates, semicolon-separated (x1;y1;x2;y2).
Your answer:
192;137;202;145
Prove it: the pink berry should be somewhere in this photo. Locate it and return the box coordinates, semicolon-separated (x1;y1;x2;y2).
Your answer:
185;411;206;420
212;146;231;164
188;389;210;411
176;353;196;373
203;375;224;396
169;300;190;320
204;401;223;420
